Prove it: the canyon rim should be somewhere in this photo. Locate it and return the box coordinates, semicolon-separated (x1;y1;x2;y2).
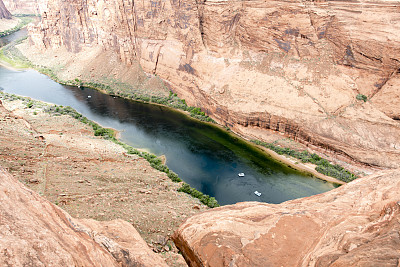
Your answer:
1;0;400;266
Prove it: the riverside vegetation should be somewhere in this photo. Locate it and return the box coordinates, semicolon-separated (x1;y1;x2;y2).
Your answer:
0;15;35;37
0;92;220;208
75;79;216;123
0;37;215;123
251;140;357;182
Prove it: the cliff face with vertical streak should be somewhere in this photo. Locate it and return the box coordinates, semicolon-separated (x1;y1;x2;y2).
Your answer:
28;0;400;168
3;0;39;14
0;0;11;19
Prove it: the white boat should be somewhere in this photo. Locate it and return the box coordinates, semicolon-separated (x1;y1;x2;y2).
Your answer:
254;191;262;197
87;95;92;98
238;173;245;177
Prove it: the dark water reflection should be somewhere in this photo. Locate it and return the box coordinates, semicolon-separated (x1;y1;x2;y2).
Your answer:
0;28;27;47
0;52;337;206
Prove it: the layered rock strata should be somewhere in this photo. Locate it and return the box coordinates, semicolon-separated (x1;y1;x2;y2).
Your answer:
0;166;168;266
28;0;400;168
3;0;39;14
0;0;11;19
173;169;400;266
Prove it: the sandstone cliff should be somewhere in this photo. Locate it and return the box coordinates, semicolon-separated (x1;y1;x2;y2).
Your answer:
3;0;39;14
28;0;400;168
0;0;11;19
173;169;400;266
0;166;168;266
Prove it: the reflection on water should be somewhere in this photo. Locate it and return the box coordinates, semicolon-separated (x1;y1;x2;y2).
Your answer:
0;63;337;206
0;28;27;47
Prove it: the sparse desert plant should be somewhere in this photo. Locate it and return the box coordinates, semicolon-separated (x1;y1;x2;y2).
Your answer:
356;94;367;102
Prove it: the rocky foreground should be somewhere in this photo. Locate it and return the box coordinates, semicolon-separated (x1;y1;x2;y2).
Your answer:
0;96;208;266
173;169;400;266
0;166;168;266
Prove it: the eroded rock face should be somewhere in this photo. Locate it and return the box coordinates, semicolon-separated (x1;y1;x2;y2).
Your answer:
173;169;400;266
3;0;39;14
0;167;167;266
28;0;400;167
0;0;11;19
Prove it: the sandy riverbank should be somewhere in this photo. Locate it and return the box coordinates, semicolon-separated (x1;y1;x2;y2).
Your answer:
256;145;345;185
0;17;19;32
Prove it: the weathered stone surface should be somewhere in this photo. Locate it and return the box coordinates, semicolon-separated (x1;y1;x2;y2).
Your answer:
28;0;400;168
173;169;400;266
3;0;39;14
0;166;168;266
0;0;11;19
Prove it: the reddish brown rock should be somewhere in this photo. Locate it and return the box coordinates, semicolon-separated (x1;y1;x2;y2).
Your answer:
3;0;39;14
0;0;11;19
173;169;400;266
28;0;400;168
0;167;167;266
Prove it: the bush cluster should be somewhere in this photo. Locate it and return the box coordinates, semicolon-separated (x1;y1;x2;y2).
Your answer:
356;94;368;102
251;140;357;182
0;16;34;37
178;183;219;208
80;81;114;94
0;37;33;68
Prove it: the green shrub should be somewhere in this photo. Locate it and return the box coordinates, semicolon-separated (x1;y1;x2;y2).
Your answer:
26;101;33;108
251;140;357;183
178;183;219;208
94;128;113;137
356;94;367;102
0;16;33;37
167;171;182;182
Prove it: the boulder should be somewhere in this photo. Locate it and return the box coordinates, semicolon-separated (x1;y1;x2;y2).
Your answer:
0;167;167;266
173;169;400;266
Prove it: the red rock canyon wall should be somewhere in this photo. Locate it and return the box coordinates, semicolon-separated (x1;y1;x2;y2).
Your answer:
3;0;39;14
29;0;400;168
0;0;11;19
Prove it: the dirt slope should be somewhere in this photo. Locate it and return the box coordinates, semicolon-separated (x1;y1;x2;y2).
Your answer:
0;165;169;266
0;95;207;266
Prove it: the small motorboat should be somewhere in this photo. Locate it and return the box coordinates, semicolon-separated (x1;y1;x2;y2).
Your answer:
238;173;245;177
254;191;262;197
87;95;92;98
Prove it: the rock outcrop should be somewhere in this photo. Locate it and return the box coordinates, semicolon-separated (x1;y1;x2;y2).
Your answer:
0;166;167;266
28;0;400;168
0;0;11;19
173;169;400;266
3;0;39;14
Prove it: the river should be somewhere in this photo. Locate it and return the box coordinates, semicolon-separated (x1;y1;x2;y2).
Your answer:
0;30;337;205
